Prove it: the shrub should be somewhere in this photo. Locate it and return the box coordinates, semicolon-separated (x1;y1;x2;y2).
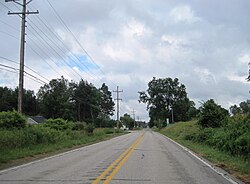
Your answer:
43;118;74;130
86;124;95;135
0;111;26;129
0;126;67;149
198;99;229;128
72;121;86;131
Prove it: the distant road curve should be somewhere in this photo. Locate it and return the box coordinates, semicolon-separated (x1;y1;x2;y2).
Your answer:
0;130;244;184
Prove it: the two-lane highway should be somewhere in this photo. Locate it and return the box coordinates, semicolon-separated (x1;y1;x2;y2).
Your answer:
0;130;244;184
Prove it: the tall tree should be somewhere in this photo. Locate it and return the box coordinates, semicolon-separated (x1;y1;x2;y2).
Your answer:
239;101;250;115
230;104;242;115
71;79;100;122
0;87;17;111
0;86;37;115
37;76;73;119
139;77;196;127
99;83;115;117
22;89;37;116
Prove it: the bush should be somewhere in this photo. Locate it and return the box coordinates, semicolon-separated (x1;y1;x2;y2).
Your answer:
187;115;250;159
72;121;86;131
43;118;74;130
0;111;26;129
198;99;229;128
0;126;66;149
86;124;95;135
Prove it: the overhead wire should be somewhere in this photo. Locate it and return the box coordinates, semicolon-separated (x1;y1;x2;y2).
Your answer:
26;23;80;79
0;63;46;85
44;0;134;115
1;1;134;117
0;56;50;83
27;4;103;85
45;0;117;87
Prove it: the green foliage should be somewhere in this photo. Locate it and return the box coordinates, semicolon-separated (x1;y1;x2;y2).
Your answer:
0;125;124;165
0;126;65;149
86;124;95;135
198;99;229;128
120;113;134;129
43;118;74;131
1;79;115;128
230;101;250;116
139;77;197;127
0;87;37;116
99;83;115;116
171;115;250;159
37;76;73;120
0;111;26;129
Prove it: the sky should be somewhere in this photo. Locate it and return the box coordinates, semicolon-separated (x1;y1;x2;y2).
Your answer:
0;0;249;121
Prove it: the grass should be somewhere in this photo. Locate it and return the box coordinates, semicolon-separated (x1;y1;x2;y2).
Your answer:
0;128;126;170
159;120;250;184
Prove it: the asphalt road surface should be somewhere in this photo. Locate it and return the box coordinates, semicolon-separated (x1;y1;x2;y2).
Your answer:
0;130;244;184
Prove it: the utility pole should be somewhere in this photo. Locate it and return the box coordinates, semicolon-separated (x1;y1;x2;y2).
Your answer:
171;107;174;123
132;109;136;128
113;86;123;129
6;0;38;113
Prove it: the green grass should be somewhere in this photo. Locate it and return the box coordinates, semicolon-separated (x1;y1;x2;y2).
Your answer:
0;128;126;169
159;120;250;183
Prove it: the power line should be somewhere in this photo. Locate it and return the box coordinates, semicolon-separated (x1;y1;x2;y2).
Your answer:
45;0;117;87
27;22;83;80
0;56;50;82
0;60;47;84
0;19;19;32
26;8;100;81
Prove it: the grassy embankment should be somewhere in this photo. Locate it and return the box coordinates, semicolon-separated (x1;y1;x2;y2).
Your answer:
159;120;250;183
0;127;126;170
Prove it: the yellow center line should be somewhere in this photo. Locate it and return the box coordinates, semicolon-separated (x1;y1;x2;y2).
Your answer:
92;132;145;184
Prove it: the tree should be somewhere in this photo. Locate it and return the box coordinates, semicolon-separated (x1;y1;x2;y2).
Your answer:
230;101;250;115
37;76;73;119
0;87;17;111
139;77;196;127
71;79;100;122
230;104;241;115
239;101;250;115
0;87;37;115
120;113;134;130
22;89;37;116
99;83;115;117
198;99;229;128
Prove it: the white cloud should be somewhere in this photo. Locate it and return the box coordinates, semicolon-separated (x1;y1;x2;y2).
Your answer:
239;54;250;65
169;5;201;24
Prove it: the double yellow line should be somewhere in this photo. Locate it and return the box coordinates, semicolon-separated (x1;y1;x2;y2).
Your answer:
92;132;145;184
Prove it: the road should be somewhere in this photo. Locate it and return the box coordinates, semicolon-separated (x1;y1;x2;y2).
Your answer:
0;130;244;184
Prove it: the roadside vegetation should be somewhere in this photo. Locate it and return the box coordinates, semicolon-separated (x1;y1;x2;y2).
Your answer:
159;99;250;183
0;111;125;169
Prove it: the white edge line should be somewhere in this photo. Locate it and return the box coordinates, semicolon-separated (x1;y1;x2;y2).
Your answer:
0;133;128;175
159;132;240;184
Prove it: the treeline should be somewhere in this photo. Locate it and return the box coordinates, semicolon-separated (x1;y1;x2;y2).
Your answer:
0;76;115;127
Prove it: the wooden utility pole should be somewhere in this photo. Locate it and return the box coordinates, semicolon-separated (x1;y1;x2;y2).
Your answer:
6;0;38;113
132;109;135;128
113;86;123;129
